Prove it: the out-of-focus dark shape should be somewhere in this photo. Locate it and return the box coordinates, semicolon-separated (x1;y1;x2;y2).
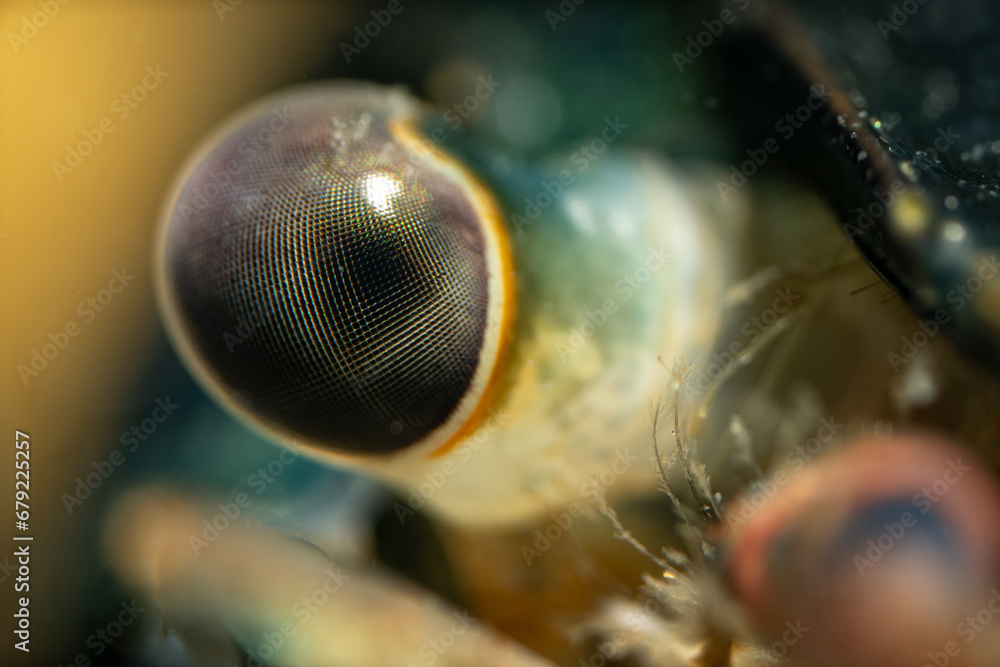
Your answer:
718;0;1000;375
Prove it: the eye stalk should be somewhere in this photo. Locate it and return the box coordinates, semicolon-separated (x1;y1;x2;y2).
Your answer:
157;82;513;457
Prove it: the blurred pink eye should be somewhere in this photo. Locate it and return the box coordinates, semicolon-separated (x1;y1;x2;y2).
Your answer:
722;433;1000;667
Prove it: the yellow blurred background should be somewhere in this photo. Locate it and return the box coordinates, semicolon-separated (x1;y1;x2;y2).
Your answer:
0;2;356;663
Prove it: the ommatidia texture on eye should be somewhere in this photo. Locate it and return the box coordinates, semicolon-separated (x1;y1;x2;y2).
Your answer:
157;81;728;527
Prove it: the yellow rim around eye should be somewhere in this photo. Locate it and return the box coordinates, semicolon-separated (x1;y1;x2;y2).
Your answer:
391;118;517;460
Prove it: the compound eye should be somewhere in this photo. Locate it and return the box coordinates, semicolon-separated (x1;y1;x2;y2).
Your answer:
723;433;1000;667
157;82;512;456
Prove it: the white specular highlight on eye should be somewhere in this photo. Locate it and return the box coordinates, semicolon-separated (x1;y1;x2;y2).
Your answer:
363;172;402;216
